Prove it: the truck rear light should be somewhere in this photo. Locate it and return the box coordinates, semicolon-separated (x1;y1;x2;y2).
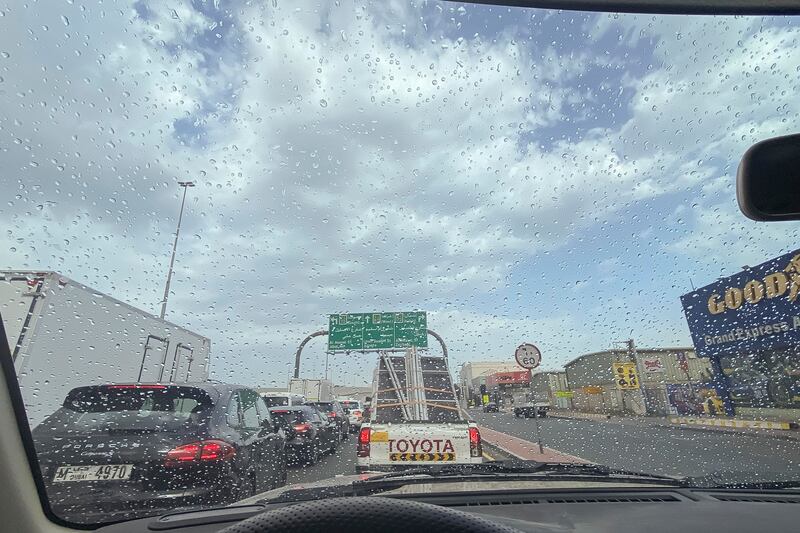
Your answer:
293;423;311;433
165;440;235;466
468;427;482;458
357;427;371;457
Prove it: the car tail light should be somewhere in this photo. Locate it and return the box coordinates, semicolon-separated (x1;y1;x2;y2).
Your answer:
327;411;337;418
468;427;482;458
165;440;235;467
357;427;371;457
293;423;311;433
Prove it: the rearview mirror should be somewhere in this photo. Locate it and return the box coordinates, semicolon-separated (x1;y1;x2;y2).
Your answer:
737;133;800;221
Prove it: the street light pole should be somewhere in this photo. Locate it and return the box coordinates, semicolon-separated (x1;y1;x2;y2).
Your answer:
160;181;195;319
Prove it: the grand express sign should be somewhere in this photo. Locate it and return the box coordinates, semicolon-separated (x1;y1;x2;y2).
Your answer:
681;250;800;357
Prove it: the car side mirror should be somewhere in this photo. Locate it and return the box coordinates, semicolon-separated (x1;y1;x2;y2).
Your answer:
737;133;800;221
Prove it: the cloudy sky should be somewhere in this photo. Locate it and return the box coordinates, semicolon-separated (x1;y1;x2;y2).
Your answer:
2;0;800;387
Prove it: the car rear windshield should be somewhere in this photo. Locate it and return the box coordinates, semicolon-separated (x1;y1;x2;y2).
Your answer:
39;386;214;433
340;401;360;411
312;402;335;412
262;396;290;408
269;409;308;424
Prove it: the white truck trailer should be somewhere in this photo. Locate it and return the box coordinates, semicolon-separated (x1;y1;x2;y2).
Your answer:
0;271;211;427
288;378;333;402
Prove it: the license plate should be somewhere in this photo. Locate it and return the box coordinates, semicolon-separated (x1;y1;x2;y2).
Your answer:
53;464;133;482
389;452;456;461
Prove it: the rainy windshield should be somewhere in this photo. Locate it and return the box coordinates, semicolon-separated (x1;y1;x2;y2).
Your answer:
2;0;800;527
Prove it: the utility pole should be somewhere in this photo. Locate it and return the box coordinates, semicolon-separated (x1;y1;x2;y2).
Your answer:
627;338;649;416
160;181;195;319
614;338;644;415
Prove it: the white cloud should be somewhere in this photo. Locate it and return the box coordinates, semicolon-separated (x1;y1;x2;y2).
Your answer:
3;2;800;390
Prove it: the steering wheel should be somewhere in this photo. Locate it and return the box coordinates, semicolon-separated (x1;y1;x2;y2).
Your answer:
220;496;521;533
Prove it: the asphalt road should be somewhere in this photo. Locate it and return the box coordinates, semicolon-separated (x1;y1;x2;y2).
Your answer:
472;410;800;483
287;413;800;486
287;436;358;486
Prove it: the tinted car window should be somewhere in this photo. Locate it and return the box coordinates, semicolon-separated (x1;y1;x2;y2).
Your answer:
240;390;260;429
255;395;271;424
262;396;289;408
270;409;307;425
340;401;360;412
311;402;336;413
39;387;213;433
226;393;241;428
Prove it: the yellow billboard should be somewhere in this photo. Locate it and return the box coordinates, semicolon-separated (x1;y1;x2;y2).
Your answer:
613;362;640;389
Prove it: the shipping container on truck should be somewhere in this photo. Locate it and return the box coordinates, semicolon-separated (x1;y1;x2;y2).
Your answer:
0;271;211;427
288;378;333;402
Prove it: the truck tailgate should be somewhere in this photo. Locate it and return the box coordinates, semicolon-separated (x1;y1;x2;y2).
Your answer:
365;423;480;467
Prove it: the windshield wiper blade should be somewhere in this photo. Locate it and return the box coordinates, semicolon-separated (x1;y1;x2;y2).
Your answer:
355;460;684;486
523;462;682;481
256;461;685;504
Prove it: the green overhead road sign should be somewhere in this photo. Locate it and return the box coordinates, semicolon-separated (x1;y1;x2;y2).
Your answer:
328;312;428;351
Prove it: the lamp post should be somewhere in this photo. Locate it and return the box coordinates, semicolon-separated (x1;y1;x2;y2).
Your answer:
159;181;195;319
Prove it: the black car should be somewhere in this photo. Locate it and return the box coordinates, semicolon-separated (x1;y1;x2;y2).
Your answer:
306;400;350;440
31;383;287;524
268;406;338;464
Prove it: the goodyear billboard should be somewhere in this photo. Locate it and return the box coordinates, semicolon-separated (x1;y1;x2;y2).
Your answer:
681;249;800;358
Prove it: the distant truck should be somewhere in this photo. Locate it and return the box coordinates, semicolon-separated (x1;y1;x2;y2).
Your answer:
1;271;210;427
288;378;333;402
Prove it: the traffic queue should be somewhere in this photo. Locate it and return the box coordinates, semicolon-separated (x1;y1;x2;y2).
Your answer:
30;383;364;523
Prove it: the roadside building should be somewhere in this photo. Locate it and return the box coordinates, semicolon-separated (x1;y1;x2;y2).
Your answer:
681;249;800;423
565;347;708;415
459;361;522;404
530;371;571;408
485;370;532;405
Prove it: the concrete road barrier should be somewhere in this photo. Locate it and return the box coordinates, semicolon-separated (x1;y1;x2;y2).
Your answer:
478;425;588;463
669;416;792;430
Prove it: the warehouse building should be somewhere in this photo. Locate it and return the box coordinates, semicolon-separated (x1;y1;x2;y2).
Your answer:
459;361;522;404
564;346;710;415
530;371;571;408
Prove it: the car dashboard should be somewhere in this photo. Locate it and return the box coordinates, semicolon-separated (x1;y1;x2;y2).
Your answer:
96;488;800;532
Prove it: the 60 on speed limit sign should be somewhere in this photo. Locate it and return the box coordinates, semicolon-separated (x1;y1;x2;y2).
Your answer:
515;343;541;370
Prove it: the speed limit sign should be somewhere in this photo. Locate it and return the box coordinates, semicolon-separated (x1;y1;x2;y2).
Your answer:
515;343;541;370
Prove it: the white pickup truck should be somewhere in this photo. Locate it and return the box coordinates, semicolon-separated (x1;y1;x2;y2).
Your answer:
356;421;483;473
358;350;482;472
